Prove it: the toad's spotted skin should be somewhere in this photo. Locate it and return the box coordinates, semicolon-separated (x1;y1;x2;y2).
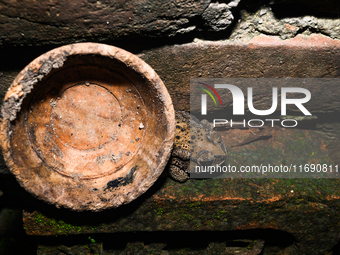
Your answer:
169;110;227;182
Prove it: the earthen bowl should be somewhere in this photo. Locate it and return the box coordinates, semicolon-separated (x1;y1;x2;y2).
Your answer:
0;43;175;211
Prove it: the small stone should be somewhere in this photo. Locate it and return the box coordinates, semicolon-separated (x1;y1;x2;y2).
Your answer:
139;123;144;129
50;99;57;107
227;0;240;8
259;9;267;16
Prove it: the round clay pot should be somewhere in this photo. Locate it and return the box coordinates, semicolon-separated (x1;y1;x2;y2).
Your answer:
0;43;175;211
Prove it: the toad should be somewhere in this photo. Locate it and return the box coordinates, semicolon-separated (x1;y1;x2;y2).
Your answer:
169;111;227;182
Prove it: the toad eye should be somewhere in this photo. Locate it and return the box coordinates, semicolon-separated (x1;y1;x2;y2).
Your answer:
199;158;215;166
195;151;214;166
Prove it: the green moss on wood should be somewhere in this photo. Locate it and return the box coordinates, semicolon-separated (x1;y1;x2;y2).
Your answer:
33;212;102;235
